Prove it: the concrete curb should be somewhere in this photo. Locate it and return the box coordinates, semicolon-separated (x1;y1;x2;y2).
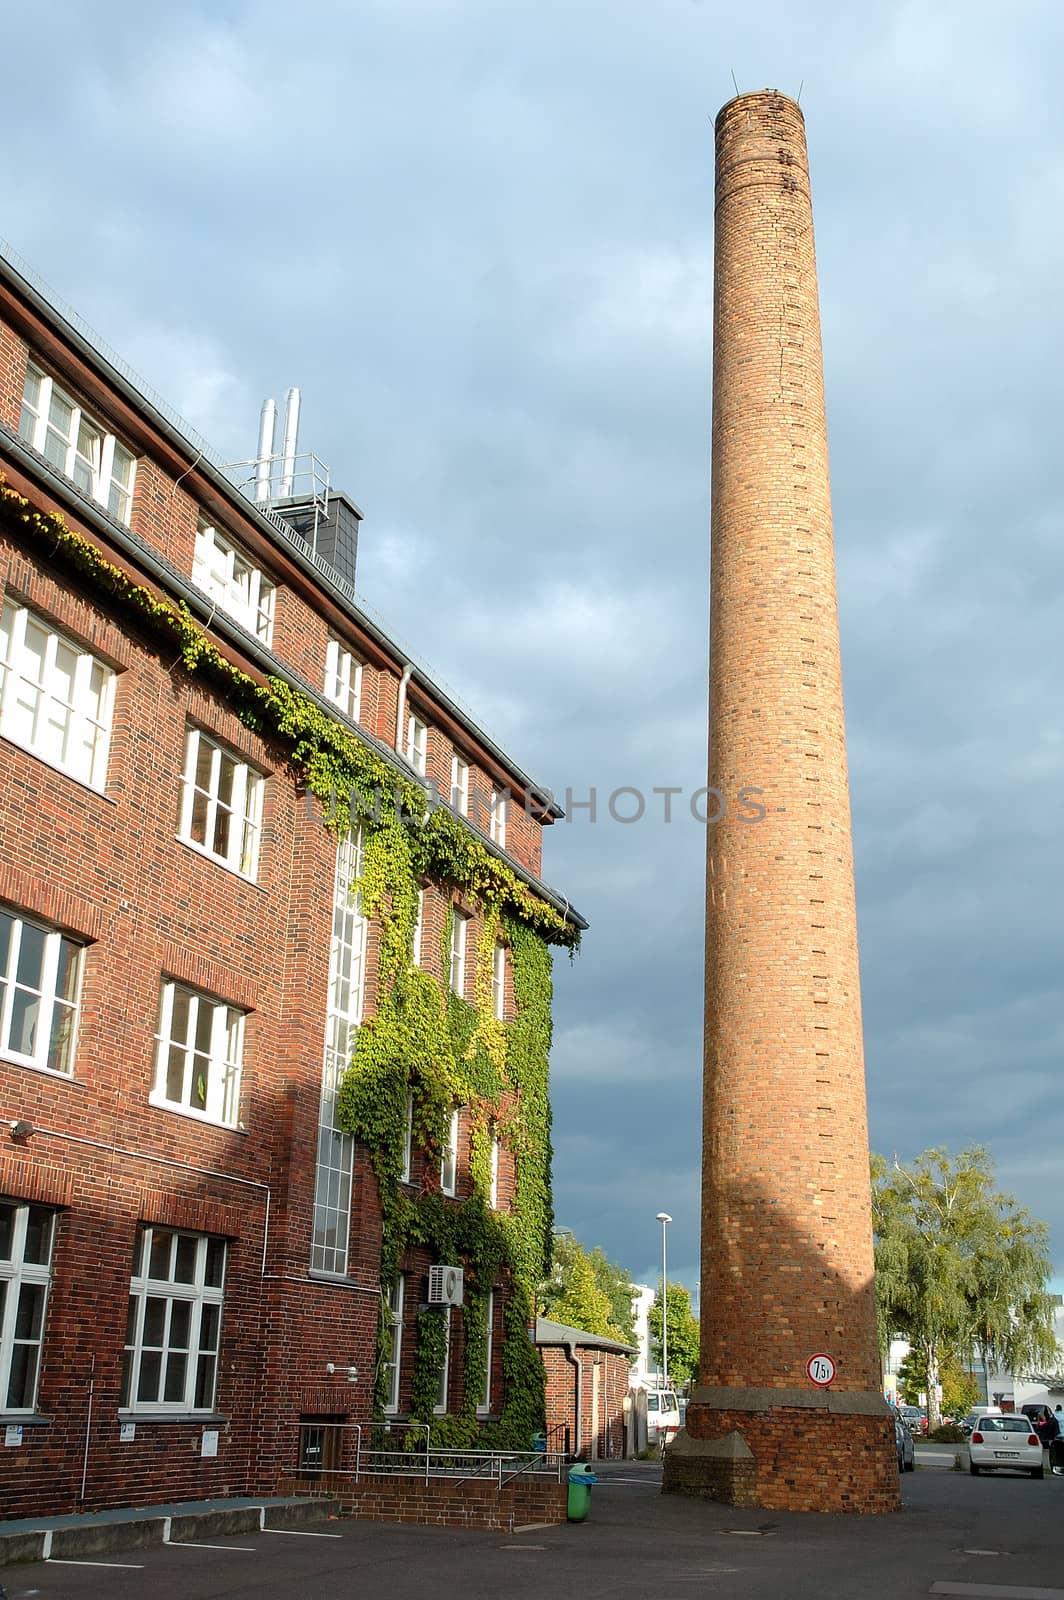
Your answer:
0;1495;339;1566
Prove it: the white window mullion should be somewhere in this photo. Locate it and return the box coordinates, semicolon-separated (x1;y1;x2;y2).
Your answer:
98;434;116;509
155;982;176;1097
35;931;62;1072
229;761;248;871
205;744;222;856
0;920;18;1048
33;376;53;452
178;731;196;839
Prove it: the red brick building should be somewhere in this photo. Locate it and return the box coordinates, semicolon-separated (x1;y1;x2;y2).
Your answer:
537;1317;634;1462
0;241;583;1517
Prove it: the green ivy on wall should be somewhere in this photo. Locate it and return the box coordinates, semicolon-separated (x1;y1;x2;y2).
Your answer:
2;477;572;1445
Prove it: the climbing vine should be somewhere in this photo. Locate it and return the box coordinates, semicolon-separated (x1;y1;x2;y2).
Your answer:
0;479;579;949
2;476;571;1446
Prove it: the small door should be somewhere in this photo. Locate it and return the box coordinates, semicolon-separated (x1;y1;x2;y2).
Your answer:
298;1417;343;1479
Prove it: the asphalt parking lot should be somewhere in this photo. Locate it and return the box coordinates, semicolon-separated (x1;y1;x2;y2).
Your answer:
2;1458;1062;1600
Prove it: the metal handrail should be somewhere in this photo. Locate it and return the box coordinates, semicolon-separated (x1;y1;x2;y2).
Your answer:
292;1423;566;1487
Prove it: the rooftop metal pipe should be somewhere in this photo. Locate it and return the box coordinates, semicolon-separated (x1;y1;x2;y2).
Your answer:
255;398;276;503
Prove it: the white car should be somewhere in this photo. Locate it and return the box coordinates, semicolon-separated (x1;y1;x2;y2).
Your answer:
967;1414;1045;1479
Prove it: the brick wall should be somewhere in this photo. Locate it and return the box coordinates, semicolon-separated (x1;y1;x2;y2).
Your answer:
278;1471;568;1530
541;1345;630;1460
0;267;565;1515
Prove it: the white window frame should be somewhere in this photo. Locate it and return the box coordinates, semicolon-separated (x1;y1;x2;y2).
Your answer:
434;1305;451;1414
488;1132;500;1210
400;1094;414;1184
384;1275;405;1414
19;363;137;525
440;1108;459;1198
489;787;509;847
311;828;366;1275
492;942;506;1022
448;910;468;997
192;523;276;645
478;1290;494;1415
412;889;424;968
0;906;83;1078
0;598;116;791
152;982;245;1128
178;727;264;879
0;1200;56;1414
120;1227;226;1415
405;712;427;776
450;754;469;815
324;639;362;723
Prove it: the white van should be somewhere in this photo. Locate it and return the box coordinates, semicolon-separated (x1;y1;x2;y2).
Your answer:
644;1387;681;1447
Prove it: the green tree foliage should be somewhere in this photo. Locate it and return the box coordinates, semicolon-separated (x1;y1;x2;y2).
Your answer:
896;1348;980;1418
872;1146;1057;1430
648;1281;700;1387
538;1233;632;1341
587;1246;638;1344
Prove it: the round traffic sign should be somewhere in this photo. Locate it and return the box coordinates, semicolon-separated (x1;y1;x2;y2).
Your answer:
806;1353;836;1387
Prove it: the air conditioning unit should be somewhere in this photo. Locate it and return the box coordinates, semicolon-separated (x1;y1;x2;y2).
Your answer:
427;1265;464;1306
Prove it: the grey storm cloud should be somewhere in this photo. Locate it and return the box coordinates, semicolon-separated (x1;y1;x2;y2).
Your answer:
1;0;1061;1294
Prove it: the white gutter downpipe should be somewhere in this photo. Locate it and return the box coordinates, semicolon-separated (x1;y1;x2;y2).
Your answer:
255;398;276;503
395;663;413;756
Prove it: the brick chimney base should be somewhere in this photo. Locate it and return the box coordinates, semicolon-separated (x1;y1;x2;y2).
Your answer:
663;1392;900;1513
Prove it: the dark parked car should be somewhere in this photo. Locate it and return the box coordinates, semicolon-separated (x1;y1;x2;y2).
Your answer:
893;1411;916;1472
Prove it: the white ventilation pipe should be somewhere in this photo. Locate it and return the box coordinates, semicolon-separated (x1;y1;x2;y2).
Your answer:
255;398;277;502
279;386;301;496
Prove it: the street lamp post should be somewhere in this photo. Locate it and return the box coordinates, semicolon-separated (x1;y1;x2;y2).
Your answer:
656;1212;672;1387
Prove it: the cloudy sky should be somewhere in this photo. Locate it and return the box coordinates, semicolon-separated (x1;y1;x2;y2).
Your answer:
2;0;1061;1299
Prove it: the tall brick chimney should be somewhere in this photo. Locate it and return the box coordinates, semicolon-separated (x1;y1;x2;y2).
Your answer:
662;92;899;1513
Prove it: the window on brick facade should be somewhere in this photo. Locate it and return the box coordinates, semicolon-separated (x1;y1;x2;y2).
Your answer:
120;1227;226;1413
384;1275;405;1414
19;364;137;525
492;941;506;1022
448;910;468;997
412;889;424;968
178;727;263;878
400;1093;414;1184
0;598;116;790
0;1200;56;1413
405;712;427;777
0;906;83;1077
434;1305;451;1414
192;523;276;645
311;828;366;1275
152;982;245;1127
488;787;509;848
324;639;362;723
488;1131;500;1210
450;754;469;816
440;1108;459;1198
478;1290;494;1415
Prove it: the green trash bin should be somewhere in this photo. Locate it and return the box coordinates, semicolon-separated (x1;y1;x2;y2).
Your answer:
567;1463;597;1522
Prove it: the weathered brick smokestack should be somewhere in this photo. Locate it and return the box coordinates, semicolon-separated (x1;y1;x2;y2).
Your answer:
662;91;899;1513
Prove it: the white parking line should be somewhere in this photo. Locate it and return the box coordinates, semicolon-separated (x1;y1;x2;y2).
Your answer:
46;1559;145;1569
261;1528;343;1538
167;1541;257;1551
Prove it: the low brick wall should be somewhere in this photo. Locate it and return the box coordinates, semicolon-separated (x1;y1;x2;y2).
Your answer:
670;1405;900;1514
277;1473;567;1530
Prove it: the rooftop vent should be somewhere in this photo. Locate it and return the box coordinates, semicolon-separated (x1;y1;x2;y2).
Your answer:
225;388;360;588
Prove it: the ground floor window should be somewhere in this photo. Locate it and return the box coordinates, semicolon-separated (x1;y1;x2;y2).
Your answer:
0;1199;56;1411
120;1227;226;1412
